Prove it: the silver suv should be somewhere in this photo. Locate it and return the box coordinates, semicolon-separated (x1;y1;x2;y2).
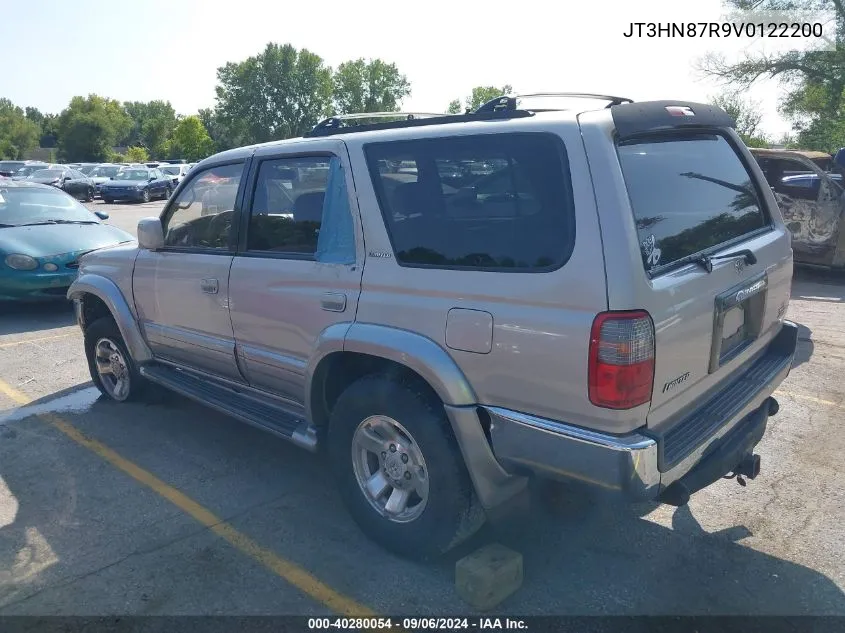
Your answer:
68;94;799;559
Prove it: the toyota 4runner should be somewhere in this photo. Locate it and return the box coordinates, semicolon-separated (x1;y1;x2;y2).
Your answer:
68;94;799;559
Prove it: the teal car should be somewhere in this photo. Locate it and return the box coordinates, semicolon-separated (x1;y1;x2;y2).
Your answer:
1;181;134;301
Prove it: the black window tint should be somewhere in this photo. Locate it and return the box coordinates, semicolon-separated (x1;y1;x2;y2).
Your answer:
617;134;767;271
163;162;243;249
366;134;575;271
247;157;332;254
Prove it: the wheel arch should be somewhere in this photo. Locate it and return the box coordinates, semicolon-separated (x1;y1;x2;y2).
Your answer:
68;274;153;363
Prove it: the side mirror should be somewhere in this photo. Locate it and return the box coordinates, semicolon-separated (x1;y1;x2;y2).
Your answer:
94;210;109;220
63;176;72;181
109;176;114;180
137;217;165;250
149;175;157;181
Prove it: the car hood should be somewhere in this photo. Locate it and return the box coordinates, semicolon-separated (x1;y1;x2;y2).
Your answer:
102;179;146;187
0;223;134;258
90;176;115;184
28;177;60;184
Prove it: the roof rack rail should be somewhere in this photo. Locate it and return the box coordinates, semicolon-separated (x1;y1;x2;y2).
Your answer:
304;109;534;138
474;92;635;113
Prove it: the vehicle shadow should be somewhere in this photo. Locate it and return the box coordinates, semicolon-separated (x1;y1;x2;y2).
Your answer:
792;322;814;370
447;479;845;615
0;301;75;336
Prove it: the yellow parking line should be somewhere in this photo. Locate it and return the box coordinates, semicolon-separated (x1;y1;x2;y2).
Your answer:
776;390;844;409
0;379;375;617
0;333;74;349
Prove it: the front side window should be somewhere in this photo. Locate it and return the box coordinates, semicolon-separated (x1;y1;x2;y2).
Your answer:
617;133;768;272
365;133;575;271
245;155;355;262
163;162;243;249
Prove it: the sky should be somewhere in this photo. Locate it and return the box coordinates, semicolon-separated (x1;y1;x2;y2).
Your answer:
0;0;828;139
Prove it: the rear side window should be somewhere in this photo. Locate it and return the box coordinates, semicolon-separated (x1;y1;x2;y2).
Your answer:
365;133;575;271
617;134;768;273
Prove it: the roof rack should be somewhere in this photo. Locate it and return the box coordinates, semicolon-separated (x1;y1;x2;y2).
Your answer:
474;92;635;113
304;109;534;138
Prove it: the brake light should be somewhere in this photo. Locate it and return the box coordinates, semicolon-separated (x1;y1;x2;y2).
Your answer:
588;310;655;409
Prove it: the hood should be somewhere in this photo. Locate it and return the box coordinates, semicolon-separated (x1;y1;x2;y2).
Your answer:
91;176;114;184
103;179;147;187
28;177;61;184
0;223;134;259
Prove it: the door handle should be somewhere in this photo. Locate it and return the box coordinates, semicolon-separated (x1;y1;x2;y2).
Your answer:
200;278;219;294
320;292;346;312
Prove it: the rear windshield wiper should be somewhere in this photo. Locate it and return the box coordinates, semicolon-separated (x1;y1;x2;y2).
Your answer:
674;249;757;274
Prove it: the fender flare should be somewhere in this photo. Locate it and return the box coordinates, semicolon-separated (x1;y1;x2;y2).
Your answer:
67;274;153;363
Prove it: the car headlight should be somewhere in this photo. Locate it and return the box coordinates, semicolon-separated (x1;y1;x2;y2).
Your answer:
5;254;38;270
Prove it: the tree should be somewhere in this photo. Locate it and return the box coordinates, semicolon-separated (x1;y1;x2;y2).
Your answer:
214;43;333;144
697;0;845;150
331;58;410;114
56;95;132;162
0;99;41;159
711;91;770;146
166;116;214;161
125;146;149;163
447;85;512;113
123;100;178;158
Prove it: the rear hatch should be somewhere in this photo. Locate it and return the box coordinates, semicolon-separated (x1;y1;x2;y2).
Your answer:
608;105;793;432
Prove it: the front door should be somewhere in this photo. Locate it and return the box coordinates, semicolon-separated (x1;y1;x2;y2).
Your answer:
133;160;248;381
228;140;363;404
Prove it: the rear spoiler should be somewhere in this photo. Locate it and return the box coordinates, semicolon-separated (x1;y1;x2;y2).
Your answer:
610;101;736;141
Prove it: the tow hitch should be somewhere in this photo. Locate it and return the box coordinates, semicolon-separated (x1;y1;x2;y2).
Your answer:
723;453;761;487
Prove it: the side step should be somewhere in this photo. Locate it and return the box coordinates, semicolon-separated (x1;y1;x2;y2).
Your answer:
140;363;318;452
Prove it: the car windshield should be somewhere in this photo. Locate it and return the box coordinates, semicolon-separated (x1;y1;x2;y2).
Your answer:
90;166;122;177
162;166;182;175
30;169;63;178
16;166;47;177
0;186;98;226
119;169;150;181
78;165;97;175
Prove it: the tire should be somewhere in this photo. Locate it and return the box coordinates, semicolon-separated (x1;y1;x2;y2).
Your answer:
141;188;150;203
103;197;114;204
164;185;172;199
84;316;147;402
327;374;485;560
86;187;94;202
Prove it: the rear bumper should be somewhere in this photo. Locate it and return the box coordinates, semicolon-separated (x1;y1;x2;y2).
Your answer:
485;321;798;502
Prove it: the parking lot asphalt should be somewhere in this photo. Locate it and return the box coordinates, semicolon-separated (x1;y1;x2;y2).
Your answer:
0;204;843;616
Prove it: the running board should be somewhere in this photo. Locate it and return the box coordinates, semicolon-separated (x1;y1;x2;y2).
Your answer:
140;363;318;452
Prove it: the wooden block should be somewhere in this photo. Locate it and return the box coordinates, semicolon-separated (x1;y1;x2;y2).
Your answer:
455;543;523;611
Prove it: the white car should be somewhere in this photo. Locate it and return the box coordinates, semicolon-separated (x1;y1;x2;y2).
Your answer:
160;163;192;187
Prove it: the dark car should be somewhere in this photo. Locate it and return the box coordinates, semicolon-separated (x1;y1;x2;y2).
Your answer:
88;164;125;197
99;167;173;203
27;168;95;201
0;181;133;301
0;161;28;177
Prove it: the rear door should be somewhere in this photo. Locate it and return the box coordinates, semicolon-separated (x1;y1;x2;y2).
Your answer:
580;104;793;431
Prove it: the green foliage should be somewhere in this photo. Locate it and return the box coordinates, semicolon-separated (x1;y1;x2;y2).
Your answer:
123;100;177;158
125;146;150;163
0;98;41;159
110;152;127;163
166;116;214;161
331;58;410;114
447;85;512;113
710;92;771;147
214;42;333;144
57;95;132;162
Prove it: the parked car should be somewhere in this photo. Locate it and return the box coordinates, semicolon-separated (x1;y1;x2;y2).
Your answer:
159;163;191;187
77;163;99;175
26;168;95;201
0;181;133;301
0;161;28;177
88;164;125;197
750;147;845;269
11;163;50;180
99;167;173;203
68;97;797;559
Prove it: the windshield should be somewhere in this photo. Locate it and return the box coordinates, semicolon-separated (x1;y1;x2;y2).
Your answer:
0;161;26;171
162;166;182;175
30;169;64;179
90;166;122;178
0;186;99;226
78;165;97;175
118;169;150;181
16;165;47;177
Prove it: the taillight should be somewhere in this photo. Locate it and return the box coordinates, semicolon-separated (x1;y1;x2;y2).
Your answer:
588;310;655;409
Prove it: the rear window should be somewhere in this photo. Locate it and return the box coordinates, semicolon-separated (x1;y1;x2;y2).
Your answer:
617;133;768;273
365;133;575;271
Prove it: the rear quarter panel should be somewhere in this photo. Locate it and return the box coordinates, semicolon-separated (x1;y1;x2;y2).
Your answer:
347;117;649;434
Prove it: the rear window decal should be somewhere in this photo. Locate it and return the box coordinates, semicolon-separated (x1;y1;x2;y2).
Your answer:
642;234;661;267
